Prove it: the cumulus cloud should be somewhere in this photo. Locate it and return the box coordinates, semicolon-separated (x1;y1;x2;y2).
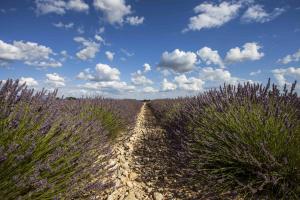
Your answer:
130;63;153;86
272;67;300;86
184;1;241;32
143;63;151;72
97;27;105;34
94;34;104;42
131;71;153;86
105;51;115;61
93;0;131;25
74;36;100;60
278;49;300;64
35;0;89;15
67;0;89;12
93;0;144;26
197;46;224;68
225;42;264;63
0;39;62;68
53;21;74;29
80;81;135;93
241;4;285;23
60;50;72;62
158;49;197;73
77;62;135;94
24;59;62;68
200;67;240;85
250;69;261;76
174;74;204;91
161;78;177;91
126;16;144;25
77;63;120;82
45;73;65;87
19;77;38;87
142;86;158;93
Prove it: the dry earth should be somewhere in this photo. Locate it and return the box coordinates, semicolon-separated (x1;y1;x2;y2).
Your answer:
103;103;201;200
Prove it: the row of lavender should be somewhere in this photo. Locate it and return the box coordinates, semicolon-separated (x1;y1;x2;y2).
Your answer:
0;80;143;199
149;79;300;199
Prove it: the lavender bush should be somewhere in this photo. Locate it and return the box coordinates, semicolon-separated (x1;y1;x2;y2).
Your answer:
150;80;300;199
0;79;142;199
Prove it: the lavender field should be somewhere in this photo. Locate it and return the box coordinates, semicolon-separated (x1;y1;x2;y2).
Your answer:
0;80;143;199
0;79;299;199
1;0;300;199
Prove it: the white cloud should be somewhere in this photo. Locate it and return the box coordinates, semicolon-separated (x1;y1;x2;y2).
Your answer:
80;81;135;93
225;42;264;63
0;40;22;60
131;72;153;86
45;73;65;87
94;63;120;81
77;62;135;94
53;21;74;29
35;0;66;15
0;39;62;68
184;1;241;32
241;4;285;23
77;68;94;80
60;50;71;62
93;0;131;25
77;63;120;82
197;46;224;68
174;74;204;91
250;69;261;76
272;67;300;86
161;78;177;91
93;0;144;26
121;48;134;57
94;34;104;42
67;0;89;12
200;67;240;85
74;36;100;60
143;86;158;93
35;0;89;15
97;27;105;34
126;16;144;25
158;49;197;73
278;49;300;64
105;51;115;61
19;77;38;87
77;26;85;34
159;69;171;77
24;60;62;68
143;63;151;72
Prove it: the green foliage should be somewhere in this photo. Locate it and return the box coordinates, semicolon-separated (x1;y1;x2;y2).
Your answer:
0;79;142;199
150;80;300;199
193;102;300;199
83;105;124;140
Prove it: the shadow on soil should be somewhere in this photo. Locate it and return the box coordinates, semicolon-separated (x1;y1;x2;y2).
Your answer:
132;104;206;200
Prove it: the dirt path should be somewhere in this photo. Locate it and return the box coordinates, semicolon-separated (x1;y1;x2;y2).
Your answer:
106;103;161;200
105;103;199;200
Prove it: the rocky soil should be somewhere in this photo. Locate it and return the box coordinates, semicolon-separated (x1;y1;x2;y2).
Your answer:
103;103;201;200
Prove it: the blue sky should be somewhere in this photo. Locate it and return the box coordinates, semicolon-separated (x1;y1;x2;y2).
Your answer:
0;0;300;99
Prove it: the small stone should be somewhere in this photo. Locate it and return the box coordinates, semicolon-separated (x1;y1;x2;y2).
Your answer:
129;172;138;180
135;192;143;199
124;191;137;200
122;170;129;177
153;192;163;200
126;181;133;188
120;176;127;183
147;187;153;193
